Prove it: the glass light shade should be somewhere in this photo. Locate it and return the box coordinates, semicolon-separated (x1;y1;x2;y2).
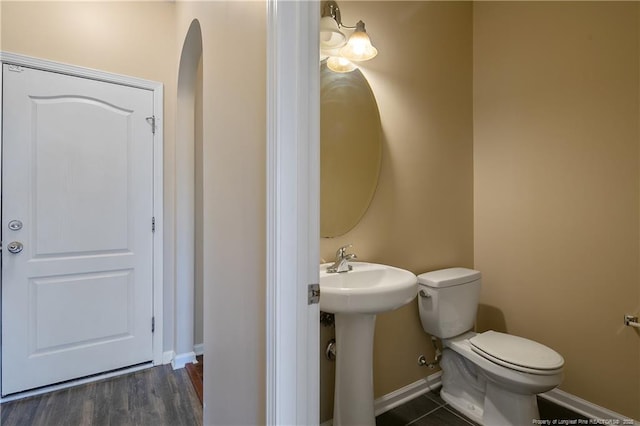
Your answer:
327;56;356;73
340;21;377;62
320;16;346;50
320;46;341;62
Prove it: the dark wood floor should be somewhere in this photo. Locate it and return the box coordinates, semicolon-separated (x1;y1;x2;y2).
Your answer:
185;355;204;404
0;364;203;426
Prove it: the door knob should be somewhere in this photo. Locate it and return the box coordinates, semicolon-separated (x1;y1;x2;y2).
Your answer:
7;241;23;254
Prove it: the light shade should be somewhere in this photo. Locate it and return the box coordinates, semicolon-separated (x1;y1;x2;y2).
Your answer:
339;20;377;62
326;56;356;73
320;16;346;50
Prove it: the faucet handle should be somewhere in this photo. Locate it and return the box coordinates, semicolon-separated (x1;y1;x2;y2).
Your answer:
335;244;353;259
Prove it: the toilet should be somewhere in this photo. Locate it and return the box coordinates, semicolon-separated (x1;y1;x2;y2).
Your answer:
417;268;564;425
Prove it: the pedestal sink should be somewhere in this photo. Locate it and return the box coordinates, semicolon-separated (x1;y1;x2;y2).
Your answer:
320;262;418;426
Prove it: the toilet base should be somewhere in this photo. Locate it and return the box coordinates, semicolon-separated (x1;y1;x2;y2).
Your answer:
441;389;483;424
439;348;545;426
483;382;540;426
442;383;540;426
440;349;485;423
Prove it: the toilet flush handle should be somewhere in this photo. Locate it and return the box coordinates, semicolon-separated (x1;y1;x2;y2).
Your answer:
624;315;640;329
419;289;431;298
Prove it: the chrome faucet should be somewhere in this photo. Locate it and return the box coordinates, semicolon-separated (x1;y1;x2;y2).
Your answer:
327;244;357;273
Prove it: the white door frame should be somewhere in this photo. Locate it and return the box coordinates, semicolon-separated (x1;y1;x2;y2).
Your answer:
0;52;164;368
266;1;320;424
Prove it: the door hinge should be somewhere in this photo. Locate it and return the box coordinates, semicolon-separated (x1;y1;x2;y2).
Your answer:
308;283;320;305
146;116;156;134
7;64;23;73
152;217;156;232
152;316;155;333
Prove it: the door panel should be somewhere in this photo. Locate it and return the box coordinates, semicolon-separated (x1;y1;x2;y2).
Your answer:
2;64;154;395
31;270;133;352
32;96;131;256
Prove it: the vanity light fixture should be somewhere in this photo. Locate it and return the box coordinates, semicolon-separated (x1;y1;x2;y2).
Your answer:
320;0;378;73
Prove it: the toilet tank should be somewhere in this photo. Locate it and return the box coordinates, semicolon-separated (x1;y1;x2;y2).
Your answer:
417;268;481;339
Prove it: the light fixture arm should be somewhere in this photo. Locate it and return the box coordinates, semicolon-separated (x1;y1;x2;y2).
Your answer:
321;0;358;30
321;1;342;26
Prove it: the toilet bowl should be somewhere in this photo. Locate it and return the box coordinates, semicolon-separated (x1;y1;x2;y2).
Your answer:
417;268;564;425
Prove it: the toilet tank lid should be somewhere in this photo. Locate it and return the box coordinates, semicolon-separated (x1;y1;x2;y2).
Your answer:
417;267;481;288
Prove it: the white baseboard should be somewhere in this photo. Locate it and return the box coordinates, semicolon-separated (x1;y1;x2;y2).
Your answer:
374;371;443;416
322;372;638;425
320;371;443;426
164;347;203;364
372;374;639;424
162;350;175;365
171;351;197;370
194;343;204;356
541;388;639;425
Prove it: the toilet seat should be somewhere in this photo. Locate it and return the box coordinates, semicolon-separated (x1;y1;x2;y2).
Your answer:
469;331;564;375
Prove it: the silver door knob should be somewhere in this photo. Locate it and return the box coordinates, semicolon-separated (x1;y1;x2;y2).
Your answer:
7;241;23;254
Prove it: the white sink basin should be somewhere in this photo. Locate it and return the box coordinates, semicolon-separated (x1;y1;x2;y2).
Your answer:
319;262;418;314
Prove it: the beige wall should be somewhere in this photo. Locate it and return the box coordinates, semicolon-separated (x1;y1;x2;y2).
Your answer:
175;3;266;424
320;1;474;421
474;2;640;419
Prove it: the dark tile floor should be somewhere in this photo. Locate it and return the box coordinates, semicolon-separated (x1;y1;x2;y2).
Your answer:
376;388;588;426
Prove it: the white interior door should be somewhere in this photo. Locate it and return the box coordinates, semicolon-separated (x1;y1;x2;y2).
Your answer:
1;64;155;396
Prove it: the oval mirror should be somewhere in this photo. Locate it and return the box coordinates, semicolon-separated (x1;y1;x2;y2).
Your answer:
321;63;382;237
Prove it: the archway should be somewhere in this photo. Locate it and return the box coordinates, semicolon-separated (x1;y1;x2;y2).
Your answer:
174;19;203;369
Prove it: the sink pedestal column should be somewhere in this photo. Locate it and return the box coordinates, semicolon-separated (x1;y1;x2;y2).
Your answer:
333;313;376;426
